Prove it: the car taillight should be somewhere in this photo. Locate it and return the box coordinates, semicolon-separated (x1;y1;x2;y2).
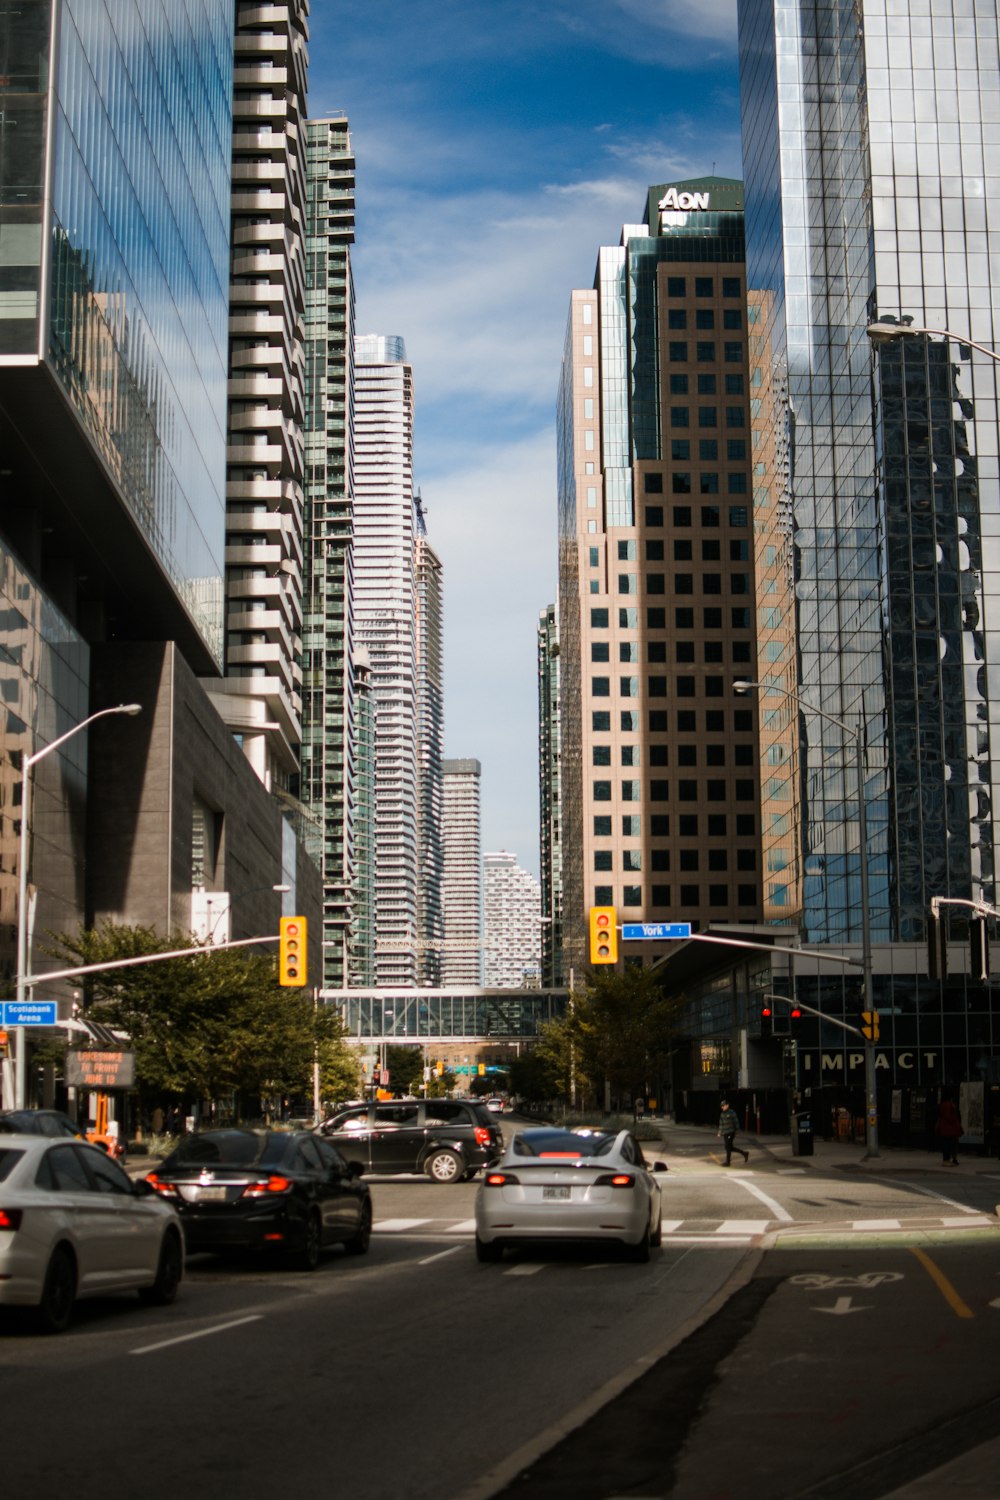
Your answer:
474;1126;491;1146
146;1173;178;1197
485;1172;519;1187
0;1208;22;1230
595;1173;636;1188
242;1175;292;1198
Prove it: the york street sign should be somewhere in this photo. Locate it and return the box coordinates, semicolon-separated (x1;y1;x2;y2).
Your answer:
621;922;693;941
2;1001;58;1026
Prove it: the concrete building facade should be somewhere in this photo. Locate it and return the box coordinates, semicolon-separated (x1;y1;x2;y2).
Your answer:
441;759;484;988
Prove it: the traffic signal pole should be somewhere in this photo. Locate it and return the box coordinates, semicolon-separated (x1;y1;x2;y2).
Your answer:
765;991;878;1157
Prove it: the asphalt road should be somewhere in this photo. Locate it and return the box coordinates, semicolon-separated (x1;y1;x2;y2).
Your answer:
2;1119;999;1499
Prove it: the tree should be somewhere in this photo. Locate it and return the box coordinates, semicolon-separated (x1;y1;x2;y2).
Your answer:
567;967;684;1108
50;922;346;1112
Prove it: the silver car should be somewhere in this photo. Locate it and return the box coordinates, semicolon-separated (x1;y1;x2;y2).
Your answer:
0;1135;184;1332
474;1126;666;1263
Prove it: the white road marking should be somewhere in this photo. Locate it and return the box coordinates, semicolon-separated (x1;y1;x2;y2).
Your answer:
778;1168;807;1175
731;1176;795;1223
853;1219;901;1230
941;1215;994;1228
716;1219;770;1235
418;1244;466;1266
446;1219;477;1234
896;1181;981;1214
375;1218;430;1232
504;1262;544;1276
660;1221;684;1234
667;1235;754;1245
131;1315;262;1356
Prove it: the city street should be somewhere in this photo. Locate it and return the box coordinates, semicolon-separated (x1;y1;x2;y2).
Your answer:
2;1121;999;1498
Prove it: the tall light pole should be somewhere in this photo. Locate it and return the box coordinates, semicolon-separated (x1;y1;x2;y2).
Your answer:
734;679;879;1157
14;702;142;1109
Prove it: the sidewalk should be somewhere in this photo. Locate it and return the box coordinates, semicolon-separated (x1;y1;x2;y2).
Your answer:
653;1120;1000;1178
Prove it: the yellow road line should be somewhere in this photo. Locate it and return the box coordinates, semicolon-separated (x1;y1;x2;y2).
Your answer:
910;1246;974;1318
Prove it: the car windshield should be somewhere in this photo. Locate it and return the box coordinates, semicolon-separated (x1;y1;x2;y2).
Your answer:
164;1131;291;1169
0;1112;39;1133
0;1148;24;1179
512;1130;617;1159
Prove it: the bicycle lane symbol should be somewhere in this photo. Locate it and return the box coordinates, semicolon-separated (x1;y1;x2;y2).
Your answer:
788;1270;905;1315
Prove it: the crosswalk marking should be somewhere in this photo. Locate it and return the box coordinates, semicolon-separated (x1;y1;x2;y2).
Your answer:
374;1214;1000;1241
853;1219;901;1231
716;1219;769;1235
504;1263;544;1276
376;1218;431;1232
447;1219;477;1234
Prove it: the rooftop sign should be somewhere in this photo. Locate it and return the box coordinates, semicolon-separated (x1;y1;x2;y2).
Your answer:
658;187;711;213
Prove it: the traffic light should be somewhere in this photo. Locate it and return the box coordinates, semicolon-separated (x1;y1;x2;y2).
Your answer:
927;911;947;981
860;1010;880;1042
789;1006;802;1025
278;915;307;986
589;906;618;964
760;1003;773;1037
970;918;990;983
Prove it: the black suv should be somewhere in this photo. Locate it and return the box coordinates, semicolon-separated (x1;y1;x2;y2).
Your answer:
318;1099;503;1183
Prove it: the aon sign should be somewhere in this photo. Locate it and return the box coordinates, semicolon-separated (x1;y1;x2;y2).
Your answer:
659;187;710;212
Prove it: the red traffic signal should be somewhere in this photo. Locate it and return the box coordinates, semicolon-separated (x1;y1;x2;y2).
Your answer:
789;1007;802;1020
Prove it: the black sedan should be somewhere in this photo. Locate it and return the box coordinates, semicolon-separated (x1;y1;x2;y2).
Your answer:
146;1129;371;1269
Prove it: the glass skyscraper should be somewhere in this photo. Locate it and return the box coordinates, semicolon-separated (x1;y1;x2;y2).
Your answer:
0;0;232;665
736;0;1000;1087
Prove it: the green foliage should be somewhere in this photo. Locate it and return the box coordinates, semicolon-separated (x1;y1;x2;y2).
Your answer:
512;969;684;1109
383;1045;424;1094
51;922;351;1106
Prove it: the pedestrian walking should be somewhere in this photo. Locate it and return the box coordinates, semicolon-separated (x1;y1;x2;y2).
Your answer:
935;1095;962;1165
717;1100;749;1166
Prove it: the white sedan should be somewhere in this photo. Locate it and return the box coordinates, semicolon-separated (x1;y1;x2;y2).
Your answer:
0;1134;184;1333
474;1126;666;1263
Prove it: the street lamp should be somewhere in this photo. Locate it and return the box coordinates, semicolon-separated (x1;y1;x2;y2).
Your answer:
14;702;143;1110
204;883;290;943
866;319;1000;365
733;678;879;1158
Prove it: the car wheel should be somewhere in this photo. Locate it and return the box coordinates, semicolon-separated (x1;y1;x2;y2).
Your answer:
139;1229;183;1306
425;1149;463;1184
36;1245;77;1334
650;1213;662;1248
344;1199;372;1256
475;1234;504;1263
626;1226;651;1264
294;1210;322;1271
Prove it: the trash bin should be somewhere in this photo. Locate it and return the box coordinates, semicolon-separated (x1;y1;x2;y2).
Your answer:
791;1111;814;1157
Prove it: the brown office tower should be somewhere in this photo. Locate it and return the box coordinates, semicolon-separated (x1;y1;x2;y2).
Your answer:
556;178;763;976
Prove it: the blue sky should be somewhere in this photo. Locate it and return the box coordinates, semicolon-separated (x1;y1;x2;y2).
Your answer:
308;1;742;875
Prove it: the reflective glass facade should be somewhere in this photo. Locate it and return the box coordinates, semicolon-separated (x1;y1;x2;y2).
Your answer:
734;0;1000;1082
0;535;88;996
39;0;232;664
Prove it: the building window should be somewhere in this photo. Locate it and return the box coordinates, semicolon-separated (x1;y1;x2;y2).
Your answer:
594;816;612;835
652;885;671;906
728;473;748;494
618;575;637;594
670;373;689;394
695;276;713;297
644;472;664;494
677;675;695;695
672;472;692;493
723;309;742;329
621;779;641;801
620;676;639;697
675;608;694;628
647;574;665;595
593;745;611;765
680;884;699;905
727;439;746;460
722;277;740;298
621;744;640;766
674;539;693;561
669;342;688;363
594;851;613;871
709;849;728;871
671;407;689;427
594;885;613;905
619;641;638;663
738;884;758;906
592;711;611;730
668;309;687;329
703;574;722;594
591;607;609;627
729;505;749;526
678;780;697;800
679;814;698;835
697;373;717;395
726;406;745;428
646;540;665;562
736;814;755;835
650;780;670;800
708;814;726;835
648;676;668;696
699;407;718;428
675;575;693;595
620;607;638;628
735;780;754;800
624;851;642;872
592;677;610;696
710;884;728;907
648;710;668;731
621;709;639;731
651;815;669;836
644;505;664;526
671;440;690;460
668;276;686;296
591;642;610;662
673;506;692;526
700;439;718;461
622;815;641;836
707;779;726;800
623;885;642;907
695;309;715;330
647;607;666;628
593;780;612;801
724;341;742;362
696;341;716;362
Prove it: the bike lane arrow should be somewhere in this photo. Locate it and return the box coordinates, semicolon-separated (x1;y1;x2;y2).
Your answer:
813;1296;870;1315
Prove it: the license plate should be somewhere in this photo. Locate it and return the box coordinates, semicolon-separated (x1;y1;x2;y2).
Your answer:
183;1184;227;1202
543;1186;571;1200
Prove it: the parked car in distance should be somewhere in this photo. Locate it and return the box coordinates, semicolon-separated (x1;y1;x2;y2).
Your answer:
319;1098;504;1183
474;1126;666;1264
0;1108;126;1160
146;1129;371;1269
484;1097;507;1114
0;1135;183;1333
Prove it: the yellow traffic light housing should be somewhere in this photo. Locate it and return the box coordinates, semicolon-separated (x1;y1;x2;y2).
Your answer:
860;1010;880;1042
589;906;618;964
279;915;307;986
